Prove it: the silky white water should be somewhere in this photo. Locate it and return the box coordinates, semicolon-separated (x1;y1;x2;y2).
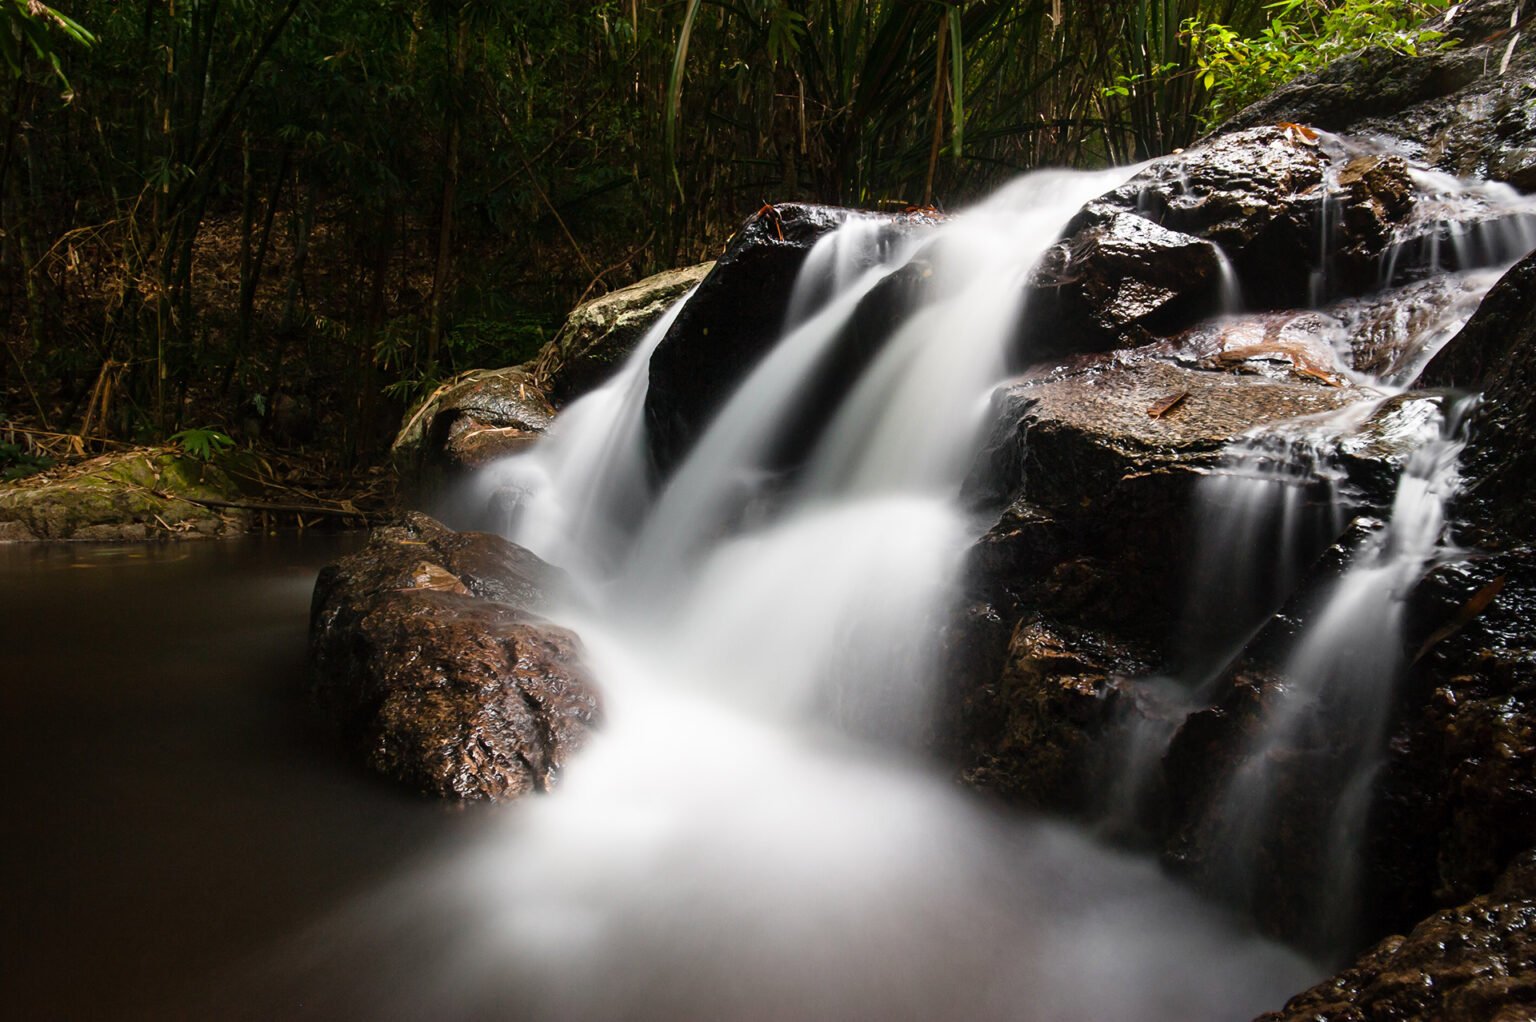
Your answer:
274;148;1536;1014
283;168;1328;1019
1102;159;1536;948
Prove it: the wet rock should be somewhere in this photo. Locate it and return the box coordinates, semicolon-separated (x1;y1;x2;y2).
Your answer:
532;261;714;403
308;511;599;801
1223;0;1536;190
1397;550;1536;906
1420;248;1536;545
947;354;1373;804
968;356;1360;519
0;448;249;540
392;367;554;510
643;203;855;476
958;615;1146;812
1258;848;1536;1022
1018;129;1432;354
1020;206;1225;357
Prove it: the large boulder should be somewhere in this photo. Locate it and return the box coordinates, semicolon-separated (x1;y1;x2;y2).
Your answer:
643;203;857;476
391;367;555;510
531;262;714;403
309;512;599;801
0;448;249;541
1015;128;1436;358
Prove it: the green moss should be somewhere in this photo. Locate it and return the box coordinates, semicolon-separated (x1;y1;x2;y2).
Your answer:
0;449;249;540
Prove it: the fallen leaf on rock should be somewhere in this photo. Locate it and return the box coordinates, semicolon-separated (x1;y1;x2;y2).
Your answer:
1147;391;1190;418
1277;121;1320;145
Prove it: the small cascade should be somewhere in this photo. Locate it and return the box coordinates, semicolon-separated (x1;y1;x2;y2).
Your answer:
469;294;691;584
1101;426;1350;840
1177;429;1350;687
1308;167;1338;308
1379;169;1536;287
616;233;920;593
1212;247;1243;316
1206;397;1471;952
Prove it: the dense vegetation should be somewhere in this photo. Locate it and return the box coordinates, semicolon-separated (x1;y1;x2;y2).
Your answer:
0;0;1450;474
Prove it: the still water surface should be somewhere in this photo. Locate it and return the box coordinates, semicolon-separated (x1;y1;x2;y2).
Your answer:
0;536;488;1020
1;535;1314;1021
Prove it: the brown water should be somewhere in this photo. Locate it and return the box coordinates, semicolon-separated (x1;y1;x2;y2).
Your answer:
0;536;481;1020
0;536;1319;1022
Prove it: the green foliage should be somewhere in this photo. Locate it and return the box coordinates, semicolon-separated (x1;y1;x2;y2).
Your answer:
1;0;95;94
168;427;235;462
1187;0;1454;125
0;442;54;482
0;0;1467;472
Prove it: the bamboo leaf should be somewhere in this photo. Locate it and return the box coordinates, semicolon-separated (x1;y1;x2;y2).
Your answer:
948;5;965;159
665;0;703;201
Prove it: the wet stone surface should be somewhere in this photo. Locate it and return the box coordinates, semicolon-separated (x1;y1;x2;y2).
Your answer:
308;511;599;801
391;367;555;509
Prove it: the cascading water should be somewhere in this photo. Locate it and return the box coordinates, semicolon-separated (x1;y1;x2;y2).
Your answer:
1101;152;1536;951
1208;397;1473;951
285;168;1329;1020
277;132;1536;1015
471;295;691;585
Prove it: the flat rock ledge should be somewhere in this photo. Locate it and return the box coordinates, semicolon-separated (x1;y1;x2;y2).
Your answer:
308;511;599;801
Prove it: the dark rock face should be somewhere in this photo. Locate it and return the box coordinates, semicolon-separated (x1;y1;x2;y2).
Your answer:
309;512;598;800
392;367;554;509
1022;206;1225;357
1421;249;1536;544
1223;0;1536;190
1016;128;1440;359
1095;127;1329;279
1258;849;1536;1022
532;261;714;403
644;204;854;476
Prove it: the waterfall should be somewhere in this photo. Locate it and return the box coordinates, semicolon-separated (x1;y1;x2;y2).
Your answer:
1099;158;1536;948
326;137;1536;1013
372;167;1322;1020
470;295;691;585
1205;398;1471;951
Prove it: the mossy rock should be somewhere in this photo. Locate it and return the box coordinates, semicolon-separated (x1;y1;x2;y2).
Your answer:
0;448;250;541
532;261;714;402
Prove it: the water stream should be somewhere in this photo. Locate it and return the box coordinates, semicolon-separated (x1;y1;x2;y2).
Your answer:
22;148;1529;1017
379;167;1325;1020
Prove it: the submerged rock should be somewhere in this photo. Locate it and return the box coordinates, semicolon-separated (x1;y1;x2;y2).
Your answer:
0;448;249;540
392;367;555;510
309;511;598;801
532;261;715;403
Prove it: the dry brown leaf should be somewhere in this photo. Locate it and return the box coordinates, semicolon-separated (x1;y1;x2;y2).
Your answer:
1147;390;1190;418
1277;121;1320;145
